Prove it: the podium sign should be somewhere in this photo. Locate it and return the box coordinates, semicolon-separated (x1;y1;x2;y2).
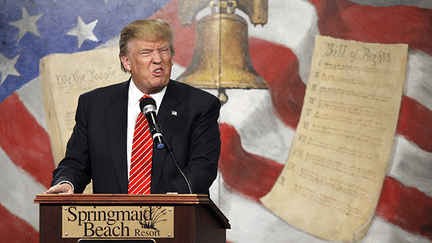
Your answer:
35;194;230;243
62;205;174;239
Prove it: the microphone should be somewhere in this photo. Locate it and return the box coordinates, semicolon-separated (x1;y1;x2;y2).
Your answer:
139;97;165;150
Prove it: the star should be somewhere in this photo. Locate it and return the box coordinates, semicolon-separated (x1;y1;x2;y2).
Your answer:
0;54;21;84
67;16;99;49
9;7;43;42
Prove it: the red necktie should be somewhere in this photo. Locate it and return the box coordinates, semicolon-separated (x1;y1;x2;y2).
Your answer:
128;96;153;194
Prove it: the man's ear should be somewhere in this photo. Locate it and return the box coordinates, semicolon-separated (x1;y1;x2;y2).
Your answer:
120;55;131;71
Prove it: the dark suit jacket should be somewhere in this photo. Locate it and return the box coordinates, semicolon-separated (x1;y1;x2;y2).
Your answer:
51;79;221;195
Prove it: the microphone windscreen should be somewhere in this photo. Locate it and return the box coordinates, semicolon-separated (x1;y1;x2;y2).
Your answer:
139;97;156;110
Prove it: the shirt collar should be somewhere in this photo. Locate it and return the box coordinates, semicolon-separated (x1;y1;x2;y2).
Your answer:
128;78;167;113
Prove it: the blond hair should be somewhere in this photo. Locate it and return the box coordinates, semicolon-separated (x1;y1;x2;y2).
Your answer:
119;19;175;72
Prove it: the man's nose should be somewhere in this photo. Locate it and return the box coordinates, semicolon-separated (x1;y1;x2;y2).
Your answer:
152;51;163;63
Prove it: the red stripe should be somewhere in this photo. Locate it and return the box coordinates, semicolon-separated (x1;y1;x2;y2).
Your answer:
0;93;55;189
376;176;432;239
219;123;284;202
219;123;432;239
397;96;432;153
131;144;152;162
133;151;152;166
0;204;39;242
249;38;306;129
309;0;432;56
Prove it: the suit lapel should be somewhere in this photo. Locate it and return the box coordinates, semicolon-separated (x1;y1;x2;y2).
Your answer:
151;80;185;191
106;80;130;193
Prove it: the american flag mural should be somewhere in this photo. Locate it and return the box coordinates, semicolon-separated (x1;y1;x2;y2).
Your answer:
1;0;431;242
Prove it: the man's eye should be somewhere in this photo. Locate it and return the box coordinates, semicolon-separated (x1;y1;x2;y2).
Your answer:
160;48;170;53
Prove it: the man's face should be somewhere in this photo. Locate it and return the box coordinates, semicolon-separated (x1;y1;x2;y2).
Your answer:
121;38;173;94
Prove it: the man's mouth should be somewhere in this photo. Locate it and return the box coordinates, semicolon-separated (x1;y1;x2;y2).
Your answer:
153;68;163;76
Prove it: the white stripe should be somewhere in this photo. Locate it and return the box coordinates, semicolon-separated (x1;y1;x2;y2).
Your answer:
365;217;431;243
131;142;152;162
16;76;48;131
129;177;150;194
130;163;151;179
130;180;145;192
247;0;319;84
404;50;432;111
171;63;187;80
388;135;432;197
247;0;317;49
0;147;45;230
219;89;295;164
132;142;152;158
132;133;152;154
219;182;335;243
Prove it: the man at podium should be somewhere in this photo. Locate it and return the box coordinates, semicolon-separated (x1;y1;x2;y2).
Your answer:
45;19;221;195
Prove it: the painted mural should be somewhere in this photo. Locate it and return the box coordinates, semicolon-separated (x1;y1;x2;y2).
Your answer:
0;0;431;242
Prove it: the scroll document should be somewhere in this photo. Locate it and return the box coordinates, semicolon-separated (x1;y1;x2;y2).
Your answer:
261;35;408;242
40;47;130;165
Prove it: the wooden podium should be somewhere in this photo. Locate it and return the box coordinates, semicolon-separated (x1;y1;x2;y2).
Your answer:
34;194;230;243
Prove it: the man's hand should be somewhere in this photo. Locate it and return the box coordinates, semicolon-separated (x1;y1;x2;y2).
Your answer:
45;183;74;194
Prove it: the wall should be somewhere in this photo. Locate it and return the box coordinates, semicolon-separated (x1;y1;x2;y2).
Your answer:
0;0;431;242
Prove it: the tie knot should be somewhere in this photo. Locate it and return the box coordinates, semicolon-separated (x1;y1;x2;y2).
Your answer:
140;94;152;101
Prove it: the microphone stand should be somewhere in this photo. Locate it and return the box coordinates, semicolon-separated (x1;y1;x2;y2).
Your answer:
161;137;193;194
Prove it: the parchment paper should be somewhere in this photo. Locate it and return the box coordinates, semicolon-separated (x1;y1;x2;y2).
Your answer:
260;35;408;242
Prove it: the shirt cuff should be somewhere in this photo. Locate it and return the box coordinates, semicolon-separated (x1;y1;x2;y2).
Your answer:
56;181;75;192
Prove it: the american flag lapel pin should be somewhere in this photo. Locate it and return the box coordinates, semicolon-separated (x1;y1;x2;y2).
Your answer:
171;110;178;116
